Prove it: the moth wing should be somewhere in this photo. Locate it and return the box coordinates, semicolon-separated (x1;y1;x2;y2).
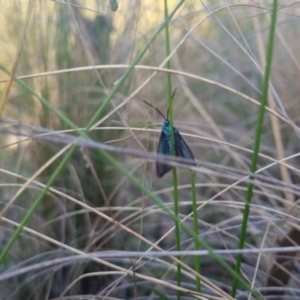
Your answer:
156;130;172;178
174;130;196;165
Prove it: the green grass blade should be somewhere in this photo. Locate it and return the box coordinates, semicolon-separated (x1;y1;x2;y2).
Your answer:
163;1;181;299
149;287;172;300
231;0;278;296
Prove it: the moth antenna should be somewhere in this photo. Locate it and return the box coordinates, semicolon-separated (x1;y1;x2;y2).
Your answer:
143;100;166;120
171;88;177;100
167;88;177;119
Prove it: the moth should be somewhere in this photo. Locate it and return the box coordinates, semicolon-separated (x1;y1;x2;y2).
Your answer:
144;93;196;177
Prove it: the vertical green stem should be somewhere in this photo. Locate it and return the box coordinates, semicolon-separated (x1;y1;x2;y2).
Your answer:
163;1;181;299
231;0;278;297
191;172;201;292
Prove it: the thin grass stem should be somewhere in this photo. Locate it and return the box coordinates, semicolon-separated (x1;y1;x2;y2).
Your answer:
191;172;201;293
163;1;181;299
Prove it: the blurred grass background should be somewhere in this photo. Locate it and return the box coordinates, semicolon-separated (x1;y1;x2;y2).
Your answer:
1;0;300;299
